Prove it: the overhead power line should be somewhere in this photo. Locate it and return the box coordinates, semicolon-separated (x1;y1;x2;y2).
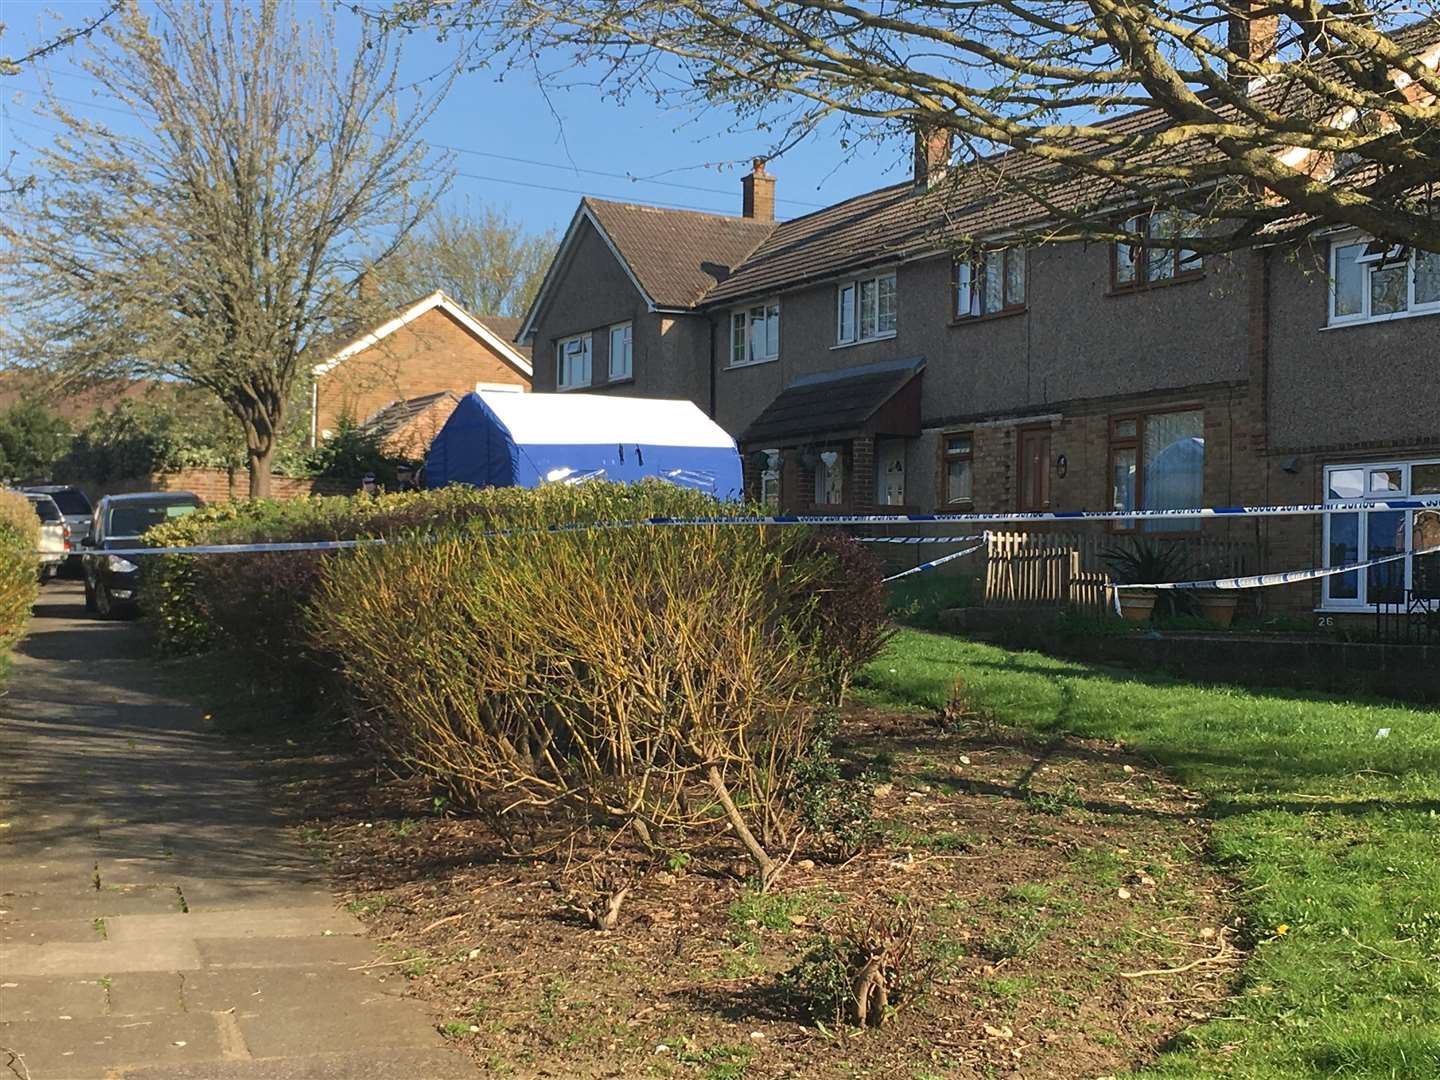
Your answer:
8;72;823;209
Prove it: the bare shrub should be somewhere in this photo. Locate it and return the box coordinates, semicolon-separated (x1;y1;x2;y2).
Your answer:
311;519;860;883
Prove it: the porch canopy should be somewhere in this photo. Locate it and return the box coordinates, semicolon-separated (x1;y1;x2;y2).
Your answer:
424;389;744;498
741;357;925;446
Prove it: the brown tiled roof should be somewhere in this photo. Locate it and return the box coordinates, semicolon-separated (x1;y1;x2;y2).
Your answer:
742;358;925;444
477;315;532;362
360;390;460;440
584;198;776;308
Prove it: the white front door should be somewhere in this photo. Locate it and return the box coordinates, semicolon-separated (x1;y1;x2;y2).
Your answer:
876;439;906;507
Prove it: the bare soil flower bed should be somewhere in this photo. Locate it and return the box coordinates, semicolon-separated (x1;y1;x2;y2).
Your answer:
290;708;1241;1079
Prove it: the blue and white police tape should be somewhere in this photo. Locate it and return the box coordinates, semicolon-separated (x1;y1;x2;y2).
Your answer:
61;496;1440;558
881;541;986;583
644;496;1440;529
90;538;388;557
1113;543;1440;593
857;534;984;545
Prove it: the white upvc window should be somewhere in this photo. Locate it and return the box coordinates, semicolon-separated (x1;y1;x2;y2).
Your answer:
1328;236;1440;326
608;322;633;381
836;271;896;344
557;333;591;390
729;301;780;366
1322;458;1440;609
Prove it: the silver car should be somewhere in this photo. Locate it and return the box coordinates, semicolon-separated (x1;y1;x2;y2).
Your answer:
22;492;70;582
21;485;92;570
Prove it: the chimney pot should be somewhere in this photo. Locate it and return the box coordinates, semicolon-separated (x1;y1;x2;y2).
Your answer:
914;123;953;190
742;160;776;222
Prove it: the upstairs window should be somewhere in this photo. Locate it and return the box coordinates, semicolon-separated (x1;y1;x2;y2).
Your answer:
730;301;780;366
556;333;591;390
1113;211;1202;291
1329;238;1440;325
837;271;896;344
608;322;633;381
955;248;1025;319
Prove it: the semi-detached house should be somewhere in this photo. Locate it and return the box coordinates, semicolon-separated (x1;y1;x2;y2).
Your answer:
517;51;1440;619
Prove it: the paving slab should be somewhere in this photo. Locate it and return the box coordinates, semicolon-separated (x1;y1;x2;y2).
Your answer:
0;583;474;1079
120;1048;479;1079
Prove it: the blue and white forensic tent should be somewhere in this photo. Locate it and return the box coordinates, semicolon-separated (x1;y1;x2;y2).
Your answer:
425;390;744;498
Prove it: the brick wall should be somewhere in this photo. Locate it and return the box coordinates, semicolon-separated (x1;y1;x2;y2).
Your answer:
88;469;352;504
315;307;528;440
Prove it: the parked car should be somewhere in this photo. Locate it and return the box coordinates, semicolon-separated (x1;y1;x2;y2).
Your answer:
21;485;93;570
21;492;70;582
81;492;203;618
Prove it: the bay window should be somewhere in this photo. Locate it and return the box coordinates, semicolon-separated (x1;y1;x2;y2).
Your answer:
556;333;591;390
1328;238;1440;325
955;249;1025;319
1322;459;1440;609
730;301;780;366
1113;211;1202;290
837;271;896;344
1109;409;1205;532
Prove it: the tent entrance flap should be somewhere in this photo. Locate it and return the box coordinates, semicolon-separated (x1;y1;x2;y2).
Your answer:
425;391;744;499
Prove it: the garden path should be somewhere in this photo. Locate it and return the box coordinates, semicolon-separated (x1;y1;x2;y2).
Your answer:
0;582;475;1079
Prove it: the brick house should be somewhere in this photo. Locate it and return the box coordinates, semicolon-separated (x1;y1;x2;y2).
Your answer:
310;291;532;452
517;52;1439;617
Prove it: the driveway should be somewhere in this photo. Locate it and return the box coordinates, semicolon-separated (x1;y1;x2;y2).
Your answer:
0;582;474;1079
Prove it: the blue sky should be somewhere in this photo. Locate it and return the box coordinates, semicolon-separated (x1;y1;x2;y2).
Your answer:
2;0;906;238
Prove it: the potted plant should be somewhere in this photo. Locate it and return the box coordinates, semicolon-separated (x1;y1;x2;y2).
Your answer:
1100;538;1194;624
1195;589;1240;627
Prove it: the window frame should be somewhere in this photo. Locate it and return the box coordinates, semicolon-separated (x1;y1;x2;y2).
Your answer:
556;332;592;391
940;431;975;506
1110;213;1203;293
1106;406;1206;535
1326;236;1440;327
1321;457;1440;610
835;270;898;345
607;321;633;382
953;248;1027;322
728;300;781;367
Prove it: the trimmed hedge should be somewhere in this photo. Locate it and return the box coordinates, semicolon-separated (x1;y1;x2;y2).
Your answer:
0;490;40;649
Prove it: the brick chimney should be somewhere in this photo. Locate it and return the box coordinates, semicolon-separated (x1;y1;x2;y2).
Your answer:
913;122;953;190
742;159;775;222
1228;2;1279;86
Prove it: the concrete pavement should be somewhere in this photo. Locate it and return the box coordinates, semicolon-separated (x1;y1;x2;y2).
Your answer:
0;582;475;1079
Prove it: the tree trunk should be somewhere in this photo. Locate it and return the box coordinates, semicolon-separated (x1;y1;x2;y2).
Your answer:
247;442;274;499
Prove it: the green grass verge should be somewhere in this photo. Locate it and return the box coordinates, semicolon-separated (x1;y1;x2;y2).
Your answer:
860;628;1440;1079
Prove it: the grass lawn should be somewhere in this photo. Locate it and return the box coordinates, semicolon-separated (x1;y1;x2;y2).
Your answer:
859;628;1440;1079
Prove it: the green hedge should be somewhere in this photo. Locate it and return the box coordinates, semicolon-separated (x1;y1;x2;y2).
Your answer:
0;490;40;650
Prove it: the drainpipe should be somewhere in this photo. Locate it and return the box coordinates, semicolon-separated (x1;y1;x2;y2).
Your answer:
707;316;717;420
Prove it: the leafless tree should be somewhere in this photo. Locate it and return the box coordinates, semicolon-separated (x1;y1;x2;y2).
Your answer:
375;201;556;317
386;0;1440;254
1;0;451;497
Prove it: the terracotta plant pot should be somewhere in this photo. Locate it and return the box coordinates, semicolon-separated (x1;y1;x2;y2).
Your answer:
1197;591;1240;628
1116;588;1157;623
